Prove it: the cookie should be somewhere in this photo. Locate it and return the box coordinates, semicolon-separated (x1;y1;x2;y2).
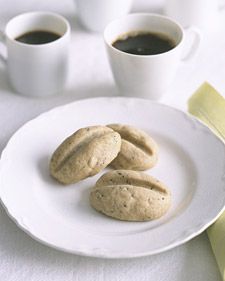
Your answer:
90;170;171;221
50;126;121;184
107;124;158;170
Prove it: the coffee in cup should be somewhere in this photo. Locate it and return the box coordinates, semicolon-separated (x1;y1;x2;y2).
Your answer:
104;13;201;100
112;31;176;55
0;11;70;97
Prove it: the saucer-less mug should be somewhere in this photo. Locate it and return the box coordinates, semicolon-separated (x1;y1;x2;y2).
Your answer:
75;0;133;33
104;13;201;100
164;0;225;29
0;12;70;97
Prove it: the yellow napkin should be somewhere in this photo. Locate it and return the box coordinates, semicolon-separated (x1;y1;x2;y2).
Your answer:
188;82;225;280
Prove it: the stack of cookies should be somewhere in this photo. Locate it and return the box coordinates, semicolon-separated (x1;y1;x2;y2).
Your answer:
50;124;171;221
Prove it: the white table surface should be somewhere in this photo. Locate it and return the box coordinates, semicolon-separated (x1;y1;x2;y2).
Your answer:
0;0;224;280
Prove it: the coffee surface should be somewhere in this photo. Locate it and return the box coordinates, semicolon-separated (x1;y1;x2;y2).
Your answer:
15;30;61;45
112;32;176;55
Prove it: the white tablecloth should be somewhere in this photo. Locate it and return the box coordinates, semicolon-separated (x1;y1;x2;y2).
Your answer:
0;0;224;280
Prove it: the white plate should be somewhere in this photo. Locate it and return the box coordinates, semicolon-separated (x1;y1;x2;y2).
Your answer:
0;97;225;258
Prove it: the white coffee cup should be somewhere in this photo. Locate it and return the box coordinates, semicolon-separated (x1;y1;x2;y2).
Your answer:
164;0;225;29
0;12;70;97
74;0;133;33
104;13;201;100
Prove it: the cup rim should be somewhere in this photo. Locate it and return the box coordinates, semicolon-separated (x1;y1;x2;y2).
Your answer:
103;12;184;58
5;11;71;48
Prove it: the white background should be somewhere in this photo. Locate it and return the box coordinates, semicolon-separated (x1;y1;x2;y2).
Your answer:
0;0;224;280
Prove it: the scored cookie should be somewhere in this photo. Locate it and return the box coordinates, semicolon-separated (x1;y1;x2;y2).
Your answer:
107;124;158;170
90;170;171;221
50;126;121;184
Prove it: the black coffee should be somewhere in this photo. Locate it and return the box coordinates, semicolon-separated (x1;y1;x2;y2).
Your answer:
15;30;61;45
112;32;176;55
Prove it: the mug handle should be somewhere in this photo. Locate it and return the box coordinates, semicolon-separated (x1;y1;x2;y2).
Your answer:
181;27;201;62
0;30;7;64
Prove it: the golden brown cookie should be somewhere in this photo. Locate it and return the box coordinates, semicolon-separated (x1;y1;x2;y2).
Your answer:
50;126;121;184
107;124;158;170
90;170;171;221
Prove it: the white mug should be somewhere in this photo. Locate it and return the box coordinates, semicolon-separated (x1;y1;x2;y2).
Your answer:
164;0;225;29
104;13;201;100
74;0;133;33
0;12;70;97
